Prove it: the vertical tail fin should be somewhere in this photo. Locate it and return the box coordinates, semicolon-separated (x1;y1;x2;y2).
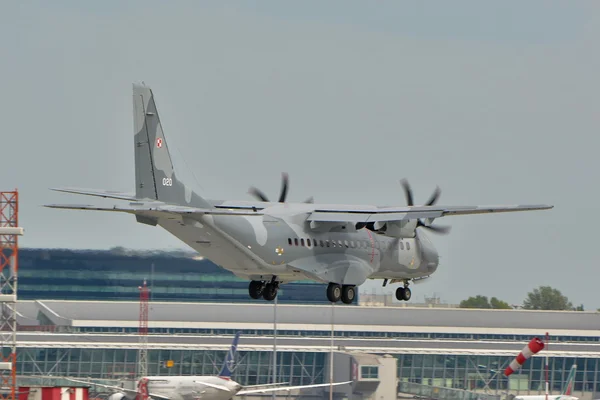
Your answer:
218;331;242;380
561;364;576;395
132;82;211;208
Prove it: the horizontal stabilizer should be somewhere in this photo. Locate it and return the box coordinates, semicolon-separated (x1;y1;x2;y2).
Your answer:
43;202;266;217
50;187;139;201
237;380;352;395
44;204;135;212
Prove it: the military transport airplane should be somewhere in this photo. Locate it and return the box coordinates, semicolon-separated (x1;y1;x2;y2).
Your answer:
45;83;553;304
67;332;351;399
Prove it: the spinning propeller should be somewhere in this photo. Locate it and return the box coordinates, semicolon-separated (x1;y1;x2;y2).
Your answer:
248;172;314;203
400;178;451;235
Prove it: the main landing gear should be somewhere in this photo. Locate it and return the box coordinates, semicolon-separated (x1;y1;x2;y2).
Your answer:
249;279;279;301
326;283;356;304
395;280;412;301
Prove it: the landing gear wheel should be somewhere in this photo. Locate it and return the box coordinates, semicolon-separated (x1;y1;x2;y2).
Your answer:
262;283;278;301
396;287;412;301
327;283;342;303
248;281;264;299
341;285;356;304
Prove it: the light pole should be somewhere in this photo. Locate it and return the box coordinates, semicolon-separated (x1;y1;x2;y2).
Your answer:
329;301;334;400
272;295;278;400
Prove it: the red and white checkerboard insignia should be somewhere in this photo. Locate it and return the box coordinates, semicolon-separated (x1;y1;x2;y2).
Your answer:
156;138;163;148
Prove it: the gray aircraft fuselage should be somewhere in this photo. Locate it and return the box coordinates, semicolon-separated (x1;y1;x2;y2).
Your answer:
159;203;436;284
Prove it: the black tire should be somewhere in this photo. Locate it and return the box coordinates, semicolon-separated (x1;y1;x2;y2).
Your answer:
248;281;263;299
262;283;278;301
341;286;356;304
395;287;406;301
326;283;342;303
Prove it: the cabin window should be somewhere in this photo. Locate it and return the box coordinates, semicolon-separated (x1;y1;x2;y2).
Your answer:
300;238;305;247
338;240;343;247
399;242;404;250
350;241;355;248
288;238;292;246
294;238;299;246
306;238;311;247
406;242;411;250
344;240;349;248
326;240;330;247
320;240;325;247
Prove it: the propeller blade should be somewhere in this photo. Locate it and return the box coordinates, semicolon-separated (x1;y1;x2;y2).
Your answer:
400;179;414;206
248;187;269;202
425;186;441;206
278;173;289;203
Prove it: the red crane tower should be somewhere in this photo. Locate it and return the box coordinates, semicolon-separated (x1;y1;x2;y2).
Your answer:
138;280;149;382
0;191;22;400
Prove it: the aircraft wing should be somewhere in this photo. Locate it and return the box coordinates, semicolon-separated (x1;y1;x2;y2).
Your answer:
63;378;171;400
307;204;553;223
236;381;352;395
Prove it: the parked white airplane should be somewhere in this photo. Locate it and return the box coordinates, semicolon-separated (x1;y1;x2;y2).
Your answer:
67;332;350;400
513;364;577;400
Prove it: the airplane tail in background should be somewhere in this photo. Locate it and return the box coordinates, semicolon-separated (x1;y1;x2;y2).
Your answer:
561;364;577;396
132;83;211;209
218;331;242;380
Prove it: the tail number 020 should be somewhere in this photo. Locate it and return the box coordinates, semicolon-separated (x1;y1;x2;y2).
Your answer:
162;178;173;187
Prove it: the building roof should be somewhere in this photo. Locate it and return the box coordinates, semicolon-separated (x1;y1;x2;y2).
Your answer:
13;332;600;357
17;299;600;337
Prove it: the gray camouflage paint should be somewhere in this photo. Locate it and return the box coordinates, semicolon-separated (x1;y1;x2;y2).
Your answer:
131;82;437;287
45;83;553;300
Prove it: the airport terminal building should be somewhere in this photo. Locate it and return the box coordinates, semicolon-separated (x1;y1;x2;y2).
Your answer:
14;300;600;400
17;248;343;304
12;248;600;399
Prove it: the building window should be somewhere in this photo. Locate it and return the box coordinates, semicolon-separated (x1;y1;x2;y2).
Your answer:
361;365;379;379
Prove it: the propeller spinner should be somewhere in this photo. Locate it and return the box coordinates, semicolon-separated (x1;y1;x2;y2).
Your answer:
248;173;314;204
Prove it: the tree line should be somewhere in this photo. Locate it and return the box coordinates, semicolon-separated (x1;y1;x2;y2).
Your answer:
459;286;585;311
